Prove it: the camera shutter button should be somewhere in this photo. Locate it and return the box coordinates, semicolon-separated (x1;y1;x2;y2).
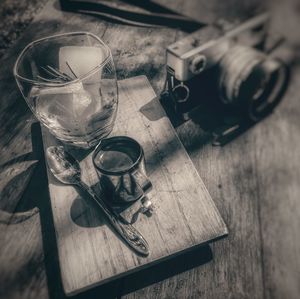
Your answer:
189;55;206;75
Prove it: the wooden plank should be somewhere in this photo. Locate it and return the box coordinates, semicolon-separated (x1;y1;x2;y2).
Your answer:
41;76;227;296
0;208;48;299
253;66;300;299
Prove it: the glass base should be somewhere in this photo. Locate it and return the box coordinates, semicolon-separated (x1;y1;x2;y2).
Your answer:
51;126;113;149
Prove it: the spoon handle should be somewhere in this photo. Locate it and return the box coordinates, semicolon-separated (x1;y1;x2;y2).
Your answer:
77;181;149;256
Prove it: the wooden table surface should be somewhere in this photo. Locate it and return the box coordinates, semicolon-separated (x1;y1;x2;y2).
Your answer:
0;1;299;299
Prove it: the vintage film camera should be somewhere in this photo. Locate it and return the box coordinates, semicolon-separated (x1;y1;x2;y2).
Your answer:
163;13;289;145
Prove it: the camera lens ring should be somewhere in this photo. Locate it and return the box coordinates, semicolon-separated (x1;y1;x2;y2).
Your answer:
218;45;289;122
218;46;264;104
246;58;289;121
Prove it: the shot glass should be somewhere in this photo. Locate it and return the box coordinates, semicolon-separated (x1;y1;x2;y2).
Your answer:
92;136;152;204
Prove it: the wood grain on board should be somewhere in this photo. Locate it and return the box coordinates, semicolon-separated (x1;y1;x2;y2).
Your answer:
1;0;300;298
41;76;227;296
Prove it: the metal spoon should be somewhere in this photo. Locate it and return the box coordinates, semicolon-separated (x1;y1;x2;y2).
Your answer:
46;146;149;256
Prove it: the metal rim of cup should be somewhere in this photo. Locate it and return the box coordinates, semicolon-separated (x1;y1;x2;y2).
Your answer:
13;31;112;87
92;136;144;176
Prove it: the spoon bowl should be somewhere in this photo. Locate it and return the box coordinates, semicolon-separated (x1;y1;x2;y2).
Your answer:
46;146;81;184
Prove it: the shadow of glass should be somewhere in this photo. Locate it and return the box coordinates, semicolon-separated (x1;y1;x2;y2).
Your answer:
64;143;94;162
0;122;43;219
139;96;166;122
0;120;41;170
70;180;152;226
0;162;38;214
70;190;106;228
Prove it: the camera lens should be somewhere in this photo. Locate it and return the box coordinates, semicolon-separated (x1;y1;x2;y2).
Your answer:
218;45;289;121
249;59;288;120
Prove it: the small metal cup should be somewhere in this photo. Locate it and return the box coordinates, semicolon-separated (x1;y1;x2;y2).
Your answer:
92;136;152;204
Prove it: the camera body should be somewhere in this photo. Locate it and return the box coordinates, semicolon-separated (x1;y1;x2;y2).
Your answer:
165;13;289;124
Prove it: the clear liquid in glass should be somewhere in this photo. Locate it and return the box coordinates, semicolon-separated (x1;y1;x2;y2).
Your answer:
31;81;117;148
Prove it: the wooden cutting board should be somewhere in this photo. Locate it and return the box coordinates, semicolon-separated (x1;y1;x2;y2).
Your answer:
42;75;228;296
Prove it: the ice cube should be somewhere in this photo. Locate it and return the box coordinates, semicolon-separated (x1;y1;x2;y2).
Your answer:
74;89;92;113
31;81;85;96
58;46;106;82
31;81;97;134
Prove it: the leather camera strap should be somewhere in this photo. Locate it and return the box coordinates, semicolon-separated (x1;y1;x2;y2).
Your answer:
59;0;206;32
